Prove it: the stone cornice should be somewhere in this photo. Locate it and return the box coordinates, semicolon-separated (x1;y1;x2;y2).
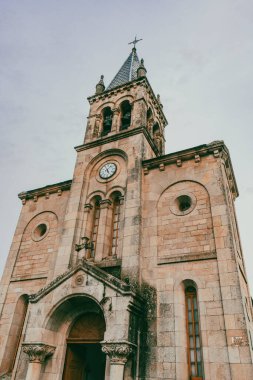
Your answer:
23;343;55;363
75;126;160;156
87;77;167;126
142;140;239;198
18;179;72;204
29;259;141;303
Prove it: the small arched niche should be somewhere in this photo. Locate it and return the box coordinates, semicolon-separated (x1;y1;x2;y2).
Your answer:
157;181;215;261
0;294;28;376
101;107;113;136
120;100;131;130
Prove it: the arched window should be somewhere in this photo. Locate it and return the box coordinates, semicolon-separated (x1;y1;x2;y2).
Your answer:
120;100;131;130
91;196;101;257
101;107;113;136
110;192;122;257
0;295;28;376
185;285;204;380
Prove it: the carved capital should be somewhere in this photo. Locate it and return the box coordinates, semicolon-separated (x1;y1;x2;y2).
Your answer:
23;343;55;363
99;199;112;209
112;107;120;115
101;341;135;365
84;203;93;212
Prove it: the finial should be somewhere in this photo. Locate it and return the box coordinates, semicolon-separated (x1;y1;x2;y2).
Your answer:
157;94;163;108
128;36;143;50
95;75;105;95
137;58;147;78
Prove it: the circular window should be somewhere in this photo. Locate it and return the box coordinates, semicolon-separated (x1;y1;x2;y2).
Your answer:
32;222;49;241
177;195;192;212
169;192;196;216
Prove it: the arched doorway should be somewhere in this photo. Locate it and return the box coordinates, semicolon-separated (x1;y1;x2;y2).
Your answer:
62;308;106;380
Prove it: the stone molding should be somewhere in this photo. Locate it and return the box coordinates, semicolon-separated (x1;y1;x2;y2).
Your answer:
158;251;217;265
28;260;141;303
23;343;55;363
101;341;135;365
18;180;72;204
75;126;160;157
142;140;238;198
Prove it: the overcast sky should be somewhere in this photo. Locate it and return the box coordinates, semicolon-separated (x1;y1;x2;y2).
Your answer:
1;0;253;294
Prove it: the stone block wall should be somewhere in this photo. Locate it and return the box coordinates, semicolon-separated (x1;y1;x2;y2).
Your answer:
141;147;253;379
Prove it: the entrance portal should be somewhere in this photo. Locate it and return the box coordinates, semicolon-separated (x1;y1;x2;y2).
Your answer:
62;312;106;380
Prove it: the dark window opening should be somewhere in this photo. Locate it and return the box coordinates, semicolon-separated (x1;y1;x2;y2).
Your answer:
120;101;131;130
34;223;47;239
152;122;159;137
101;107;113;136
177;195;192;212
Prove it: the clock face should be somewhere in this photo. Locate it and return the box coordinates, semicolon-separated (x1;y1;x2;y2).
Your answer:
99;163;117;179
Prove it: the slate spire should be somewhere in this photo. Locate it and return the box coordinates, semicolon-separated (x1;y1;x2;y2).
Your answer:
106;48;140;91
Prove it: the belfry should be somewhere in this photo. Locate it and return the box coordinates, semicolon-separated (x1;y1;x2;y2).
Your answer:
0;43;253;380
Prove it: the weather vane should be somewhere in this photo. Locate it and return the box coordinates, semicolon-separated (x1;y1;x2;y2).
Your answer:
128;36;143;49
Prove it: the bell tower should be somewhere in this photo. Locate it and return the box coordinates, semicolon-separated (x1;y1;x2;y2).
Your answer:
83;46;167;157
51;45;167;281
1;39;253;380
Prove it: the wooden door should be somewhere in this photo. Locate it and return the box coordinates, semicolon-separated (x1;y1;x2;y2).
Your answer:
63;312;106;380
63;344;87;380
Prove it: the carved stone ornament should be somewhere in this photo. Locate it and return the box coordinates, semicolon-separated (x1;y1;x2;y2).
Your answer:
231;336;249;347
75;274;84;286
23;343;55;363
101;341;135;365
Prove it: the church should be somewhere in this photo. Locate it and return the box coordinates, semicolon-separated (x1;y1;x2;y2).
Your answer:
0;42;253;380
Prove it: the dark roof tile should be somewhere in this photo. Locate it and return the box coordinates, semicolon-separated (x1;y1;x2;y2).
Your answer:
107;48;140;91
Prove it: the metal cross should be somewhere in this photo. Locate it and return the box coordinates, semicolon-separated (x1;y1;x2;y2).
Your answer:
128;36;143;48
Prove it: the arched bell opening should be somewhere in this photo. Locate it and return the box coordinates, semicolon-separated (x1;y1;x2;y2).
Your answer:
45;295;106;380
101;107;113;136
146;107;153;134
120;100;131;130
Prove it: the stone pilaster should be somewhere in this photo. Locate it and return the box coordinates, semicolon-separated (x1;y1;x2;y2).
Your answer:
23;343;55;380
101;341;135;380
96;199;112;260
112;107;120;132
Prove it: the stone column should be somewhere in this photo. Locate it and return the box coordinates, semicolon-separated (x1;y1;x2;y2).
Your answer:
101;341;134;380
112;107;120;132
23;343;55;380
93;114;102;138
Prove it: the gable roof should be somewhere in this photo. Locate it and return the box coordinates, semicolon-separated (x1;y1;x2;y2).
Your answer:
29;260;137;303
106;48;140;91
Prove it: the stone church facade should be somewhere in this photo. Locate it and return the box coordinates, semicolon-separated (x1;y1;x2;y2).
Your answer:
0;47;253;380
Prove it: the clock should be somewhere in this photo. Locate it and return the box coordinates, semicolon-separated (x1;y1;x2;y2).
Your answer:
99;163;117;179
